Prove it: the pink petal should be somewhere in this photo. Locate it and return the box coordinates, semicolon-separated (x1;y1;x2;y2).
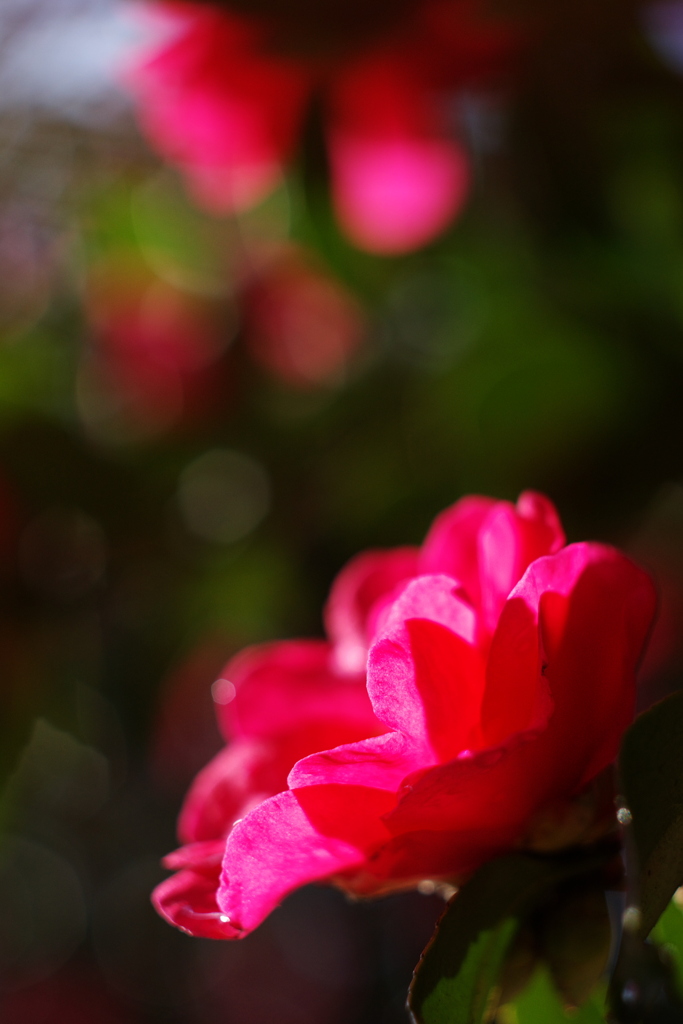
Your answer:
127;3;310;212
288;730;422;792
476;492;565;632
329;134;469;254
324;547;419;674
153;840;238;939
419;491;565;631
514;542;657;789
177;739;276;844
216;640;378;743
179;641;385;843
366;575;485;760
419;495;498;604
217;788;392;935
380;542;655;865
328;55;469;253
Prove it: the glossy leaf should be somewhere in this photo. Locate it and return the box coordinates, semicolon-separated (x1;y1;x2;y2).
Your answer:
408;850;612;1024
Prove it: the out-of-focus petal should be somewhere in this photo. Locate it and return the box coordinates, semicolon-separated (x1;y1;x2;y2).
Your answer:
329;134;469;254
245;246;367;389
328;55;469;253
324;547;420;675
216;640;379;742
419;495;498;604
127;3;311;211
177;739;275;844
366;575;484;759
217;788;392;934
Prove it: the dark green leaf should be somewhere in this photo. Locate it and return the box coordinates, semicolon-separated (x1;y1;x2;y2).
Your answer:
408;850;612;1024
619;691;683;936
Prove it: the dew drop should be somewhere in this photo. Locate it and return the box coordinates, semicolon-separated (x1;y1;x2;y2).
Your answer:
617;806;633;826
622;906;642;934
219;914;230;924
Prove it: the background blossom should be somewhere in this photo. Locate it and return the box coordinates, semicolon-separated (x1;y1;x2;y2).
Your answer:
128;0;522;251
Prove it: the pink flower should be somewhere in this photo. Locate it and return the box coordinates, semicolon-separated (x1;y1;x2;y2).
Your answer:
244;244;366;387
80;257;228;438
152;492;656;939
127;1;521;253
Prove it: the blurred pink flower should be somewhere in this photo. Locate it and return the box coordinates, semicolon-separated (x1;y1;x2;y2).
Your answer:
80;258;229;438
244;246;365;386
153;493;655;939
128;0;521;252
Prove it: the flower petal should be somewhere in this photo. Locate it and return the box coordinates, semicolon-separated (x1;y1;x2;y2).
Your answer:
381;543;655;858
515;542;657;788
324;547;420;674
177;739;276;844
216;640;378;742
128;4;310;211
328;55;469;253
153;840;238;939
419;495;498;603
288;729;421;792
420;491;565;628
366;575;485;759
217;788;392;934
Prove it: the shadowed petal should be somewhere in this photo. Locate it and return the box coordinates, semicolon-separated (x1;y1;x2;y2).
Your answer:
324;547;420;674
153;840;238;939
367;575;484;759
216;640;378;742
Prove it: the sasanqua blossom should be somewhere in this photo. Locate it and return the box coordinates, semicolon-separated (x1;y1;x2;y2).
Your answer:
153;493;655;939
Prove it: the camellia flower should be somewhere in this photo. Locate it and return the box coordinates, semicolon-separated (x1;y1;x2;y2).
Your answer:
152;492;656;939
244;244;366;387
127;0;522;253
79;255;228;439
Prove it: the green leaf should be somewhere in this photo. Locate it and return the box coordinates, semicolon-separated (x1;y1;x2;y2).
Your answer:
618;690;683;936
652;897;683;997
408;850;612;1024
503;968;607;1024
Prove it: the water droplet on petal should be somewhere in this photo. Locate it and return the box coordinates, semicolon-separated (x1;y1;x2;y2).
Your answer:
617;806;633;825
219;914;230;924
